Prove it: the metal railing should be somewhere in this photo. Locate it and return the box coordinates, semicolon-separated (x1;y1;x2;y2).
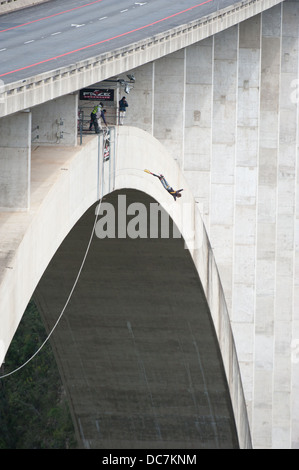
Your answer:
98;126;116;199
78;105;118;144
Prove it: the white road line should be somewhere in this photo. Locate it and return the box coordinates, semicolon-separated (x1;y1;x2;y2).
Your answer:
24;40;34;44
120;9;128;13
99;16;107;20
51;31;61;36
0;48;7;52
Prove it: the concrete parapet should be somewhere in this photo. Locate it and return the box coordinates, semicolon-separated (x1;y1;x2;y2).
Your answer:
0;0;49;15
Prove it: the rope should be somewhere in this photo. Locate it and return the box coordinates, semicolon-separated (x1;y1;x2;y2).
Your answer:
0;164;151;379
0;197;103;380
0;135;111;379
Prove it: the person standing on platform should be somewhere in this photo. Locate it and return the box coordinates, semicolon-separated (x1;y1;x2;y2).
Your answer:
89;102;103;133
119;96;128;125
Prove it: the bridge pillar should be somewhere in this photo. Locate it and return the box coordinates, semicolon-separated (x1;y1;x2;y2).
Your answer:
184;36;213;218
31;93;78;146
0;111;31;211
153;49;186;168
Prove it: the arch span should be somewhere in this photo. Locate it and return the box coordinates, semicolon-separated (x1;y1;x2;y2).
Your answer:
34;188;239;449
0;127;251;448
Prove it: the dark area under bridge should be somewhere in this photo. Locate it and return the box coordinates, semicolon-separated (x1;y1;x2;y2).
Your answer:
34;189;238;449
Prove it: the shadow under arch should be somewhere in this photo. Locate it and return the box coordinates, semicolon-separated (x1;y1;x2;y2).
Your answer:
34;188;239;449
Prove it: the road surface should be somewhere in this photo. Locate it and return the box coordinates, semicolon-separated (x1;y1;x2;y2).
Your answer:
0;0;236;83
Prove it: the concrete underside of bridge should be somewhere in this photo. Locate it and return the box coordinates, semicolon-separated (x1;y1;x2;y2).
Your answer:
34;189;239;449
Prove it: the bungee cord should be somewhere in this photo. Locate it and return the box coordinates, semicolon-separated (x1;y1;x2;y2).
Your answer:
0;193;104;380
0;164;146;379
0;132;109;380
0;162;172;379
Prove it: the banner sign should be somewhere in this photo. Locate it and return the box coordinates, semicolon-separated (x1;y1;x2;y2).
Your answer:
80;88;114;101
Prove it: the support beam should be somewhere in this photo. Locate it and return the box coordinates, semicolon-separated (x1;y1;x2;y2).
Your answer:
153;50;186;168
233;13;261;433
0;111;31;211
184;37;213;225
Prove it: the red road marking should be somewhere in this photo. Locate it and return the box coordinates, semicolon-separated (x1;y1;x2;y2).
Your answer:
0;0;213;78
0;0;104;33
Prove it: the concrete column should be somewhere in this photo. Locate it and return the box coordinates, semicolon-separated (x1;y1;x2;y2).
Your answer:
210;25;238;311
254;4;282;449
274;0;299;449
153;50;186;167
123;62;154;134
0;111;31;211
184;38;213;226
233;15;261;430
293;0;299;441
31;93;78;146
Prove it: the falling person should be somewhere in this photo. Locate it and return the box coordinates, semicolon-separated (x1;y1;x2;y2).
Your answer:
144;170;183;201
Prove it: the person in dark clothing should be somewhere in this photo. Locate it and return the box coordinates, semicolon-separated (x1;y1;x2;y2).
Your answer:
145;170;184;201
99;109;108;129
119;96;128;125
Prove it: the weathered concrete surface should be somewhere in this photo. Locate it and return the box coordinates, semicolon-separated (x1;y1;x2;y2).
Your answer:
31;94;78;146
0;111;31;210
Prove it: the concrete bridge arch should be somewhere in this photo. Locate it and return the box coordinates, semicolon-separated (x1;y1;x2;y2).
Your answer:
0;126;251;448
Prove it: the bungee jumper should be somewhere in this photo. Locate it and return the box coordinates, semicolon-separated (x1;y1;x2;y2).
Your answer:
144;169;183;201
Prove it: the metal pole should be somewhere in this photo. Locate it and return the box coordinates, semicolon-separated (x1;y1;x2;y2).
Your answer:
108;128;111;194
